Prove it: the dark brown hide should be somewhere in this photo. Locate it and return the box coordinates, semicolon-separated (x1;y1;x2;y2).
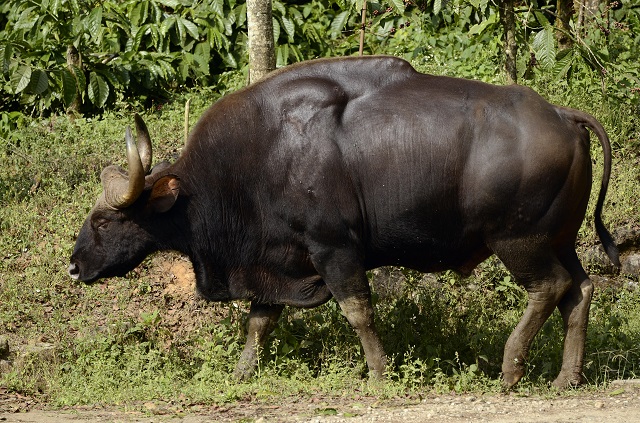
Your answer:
69;56;619;388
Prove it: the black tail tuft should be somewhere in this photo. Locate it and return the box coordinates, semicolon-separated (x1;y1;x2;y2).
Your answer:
595;214;621;269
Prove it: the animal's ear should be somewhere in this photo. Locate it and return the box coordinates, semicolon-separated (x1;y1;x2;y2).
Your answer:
147;175;180;213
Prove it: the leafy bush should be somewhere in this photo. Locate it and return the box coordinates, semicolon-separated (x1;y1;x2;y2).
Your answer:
525;2;640;112
0;0;247;114
3;1;638;120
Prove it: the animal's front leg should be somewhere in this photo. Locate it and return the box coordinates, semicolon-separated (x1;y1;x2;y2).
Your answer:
308;243;386;379
233;302;284;381
336;294;387;379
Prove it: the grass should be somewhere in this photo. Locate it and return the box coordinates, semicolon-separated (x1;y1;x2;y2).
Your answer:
0;55;639;409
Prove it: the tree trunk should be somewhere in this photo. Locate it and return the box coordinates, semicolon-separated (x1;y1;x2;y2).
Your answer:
499;0;517;84
246;0;276;84
66;45;82;114
556;0;575;50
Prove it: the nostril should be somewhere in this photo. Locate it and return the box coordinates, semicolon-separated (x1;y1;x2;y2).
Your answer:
68;263;80;280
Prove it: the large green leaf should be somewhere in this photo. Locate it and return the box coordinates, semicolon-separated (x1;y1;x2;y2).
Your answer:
179;17;199;40
149;62;168;80
235;3;247;27
221;14;233;36
26;68;49;95
272;18;281;42
532;27;556;70
86;7;103;42
88;71;109;108
50;0;62;16
330;11;349;35
208;26;227;51
287;6;303;25
302;4;312;19
13;7;38;31
273;1;286;16
281;15;296;42
433;0;446;15
72;65;86;94
194;42;211;75
1;44;12;74
388;0;405;13
160;16;176;37
468;12;497;36
111;66;131;86
553;48;575;81
60;68;77;107
175;17;187;46
211;0;224;16
94;67;120;89
132;24;152;52
11;65;31;94
477;0;489;10
534;10;551;28
276;44;289;67
130;1;149;27
222;51;237;69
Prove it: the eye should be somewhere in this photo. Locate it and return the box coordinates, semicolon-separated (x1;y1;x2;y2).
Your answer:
93;216;111;230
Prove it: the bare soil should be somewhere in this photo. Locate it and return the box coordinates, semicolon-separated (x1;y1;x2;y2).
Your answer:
2;380;640;422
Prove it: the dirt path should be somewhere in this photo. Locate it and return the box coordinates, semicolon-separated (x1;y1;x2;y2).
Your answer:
2;380;640;423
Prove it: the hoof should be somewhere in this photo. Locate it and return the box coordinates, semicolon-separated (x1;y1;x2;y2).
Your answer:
233;361;256;382
501;359;525;389
501;374;520;390
552;372;585;389
368;368;385;380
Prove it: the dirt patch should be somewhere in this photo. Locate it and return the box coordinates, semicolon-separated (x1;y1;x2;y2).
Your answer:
2;381;640;422
159;255;196;299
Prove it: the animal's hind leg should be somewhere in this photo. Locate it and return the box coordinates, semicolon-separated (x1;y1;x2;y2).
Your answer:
553;248;594;388
491;238;573;388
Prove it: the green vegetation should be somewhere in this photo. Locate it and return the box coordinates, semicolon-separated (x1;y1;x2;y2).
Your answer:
3;1;638;117
1;0;639;412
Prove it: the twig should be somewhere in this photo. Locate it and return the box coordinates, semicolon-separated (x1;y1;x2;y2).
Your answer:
359;0;367;56
184;98;191;145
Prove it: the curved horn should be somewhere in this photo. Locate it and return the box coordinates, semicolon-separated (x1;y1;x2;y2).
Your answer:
102;126;146;209
134;113;152;174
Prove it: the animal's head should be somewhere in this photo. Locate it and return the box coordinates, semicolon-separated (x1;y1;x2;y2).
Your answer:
68;115;180;283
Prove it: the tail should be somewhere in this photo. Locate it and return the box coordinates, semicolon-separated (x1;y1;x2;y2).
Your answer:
557;107;621;268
